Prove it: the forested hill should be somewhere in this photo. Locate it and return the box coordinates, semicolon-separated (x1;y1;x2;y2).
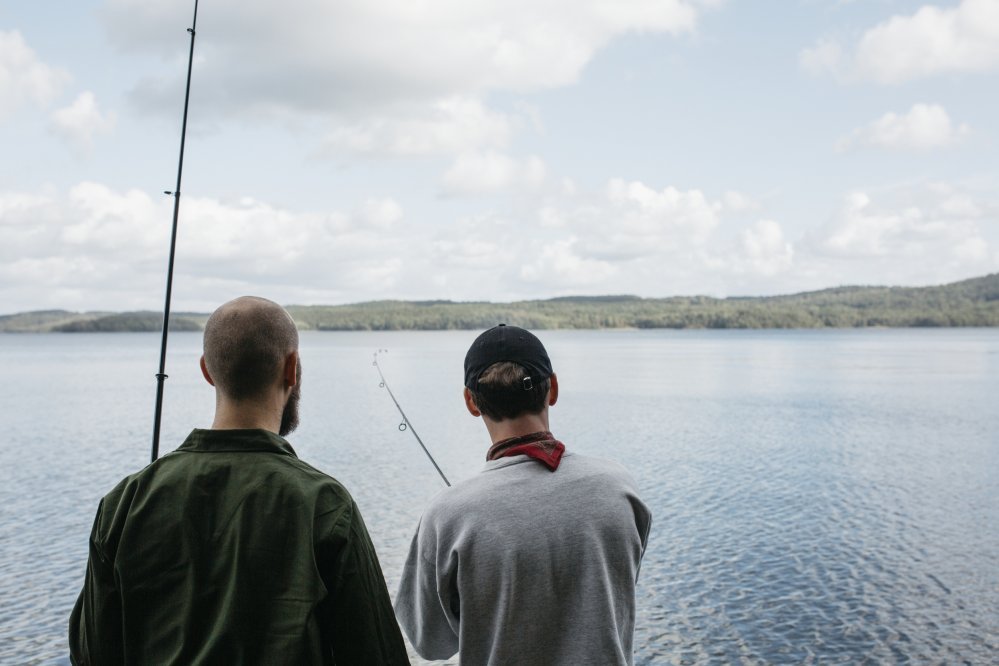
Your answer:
3;273;998;332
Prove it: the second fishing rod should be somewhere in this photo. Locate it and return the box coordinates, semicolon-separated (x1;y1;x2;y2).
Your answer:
373;350;451;487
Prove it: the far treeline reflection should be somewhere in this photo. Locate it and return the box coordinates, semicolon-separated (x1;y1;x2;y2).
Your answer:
2;273;998;333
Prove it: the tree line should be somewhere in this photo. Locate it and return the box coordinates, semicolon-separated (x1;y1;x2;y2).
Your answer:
2;273;996;332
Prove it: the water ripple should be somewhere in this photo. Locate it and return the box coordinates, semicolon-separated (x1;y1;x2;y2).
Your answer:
1;330;997;664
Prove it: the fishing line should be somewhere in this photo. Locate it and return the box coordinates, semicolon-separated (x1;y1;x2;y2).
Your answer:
373;350;451;487
151;0;200;463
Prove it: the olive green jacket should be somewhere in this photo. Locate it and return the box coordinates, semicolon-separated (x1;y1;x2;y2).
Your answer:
69;428;409;665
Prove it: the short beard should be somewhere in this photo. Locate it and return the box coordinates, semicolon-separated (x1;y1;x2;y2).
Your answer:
279;362;302;436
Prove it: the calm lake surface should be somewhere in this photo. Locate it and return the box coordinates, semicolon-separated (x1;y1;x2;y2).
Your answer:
1;329;996;664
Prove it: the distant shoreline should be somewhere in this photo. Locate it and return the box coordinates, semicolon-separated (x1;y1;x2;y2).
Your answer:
3;273;997;332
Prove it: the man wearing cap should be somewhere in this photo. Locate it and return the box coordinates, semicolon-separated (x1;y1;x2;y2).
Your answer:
395;324;652;665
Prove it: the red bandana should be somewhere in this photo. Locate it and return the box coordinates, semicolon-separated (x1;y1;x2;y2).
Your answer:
487;431;565;471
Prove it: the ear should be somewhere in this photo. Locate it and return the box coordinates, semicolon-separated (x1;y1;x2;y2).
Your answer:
463;387;481;417
200;356;215;386
548;373;559;406
283;351;299;388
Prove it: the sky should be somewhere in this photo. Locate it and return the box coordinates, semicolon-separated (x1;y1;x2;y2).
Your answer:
1;0;998;313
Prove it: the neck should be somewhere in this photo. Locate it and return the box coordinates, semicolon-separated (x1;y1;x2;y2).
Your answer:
211;393;283;434
482;410;550;445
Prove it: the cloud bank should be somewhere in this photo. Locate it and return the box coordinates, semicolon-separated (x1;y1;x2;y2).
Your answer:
3;177;994;313
102;0;703;158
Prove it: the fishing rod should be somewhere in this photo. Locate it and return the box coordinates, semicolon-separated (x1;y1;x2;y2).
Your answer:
151;0;200;463
373;350;451;487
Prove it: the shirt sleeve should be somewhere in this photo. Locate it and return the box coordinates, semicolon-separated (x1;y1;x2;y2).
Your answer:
69;499;125;666
317;500;410;665
394;518;460;660
626;480;653;581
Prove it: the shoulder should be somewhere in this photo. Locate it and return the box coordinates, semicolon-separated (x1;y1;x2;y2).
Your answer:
420;483;467;523
99;462;155;511
413;476;496;541
88;464;158;553
103;448;357;521
260;456;362;528
564;453;652;535
561;452;638;486
283;456;354;497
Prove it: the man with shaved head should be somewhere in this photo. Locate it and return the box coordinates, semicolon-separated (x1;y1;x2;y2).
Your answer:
201;296;304;436
69;297;409;665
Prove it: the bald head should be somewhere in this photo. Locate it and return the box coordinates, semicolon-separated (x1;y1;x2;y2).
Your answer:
203;296;299;400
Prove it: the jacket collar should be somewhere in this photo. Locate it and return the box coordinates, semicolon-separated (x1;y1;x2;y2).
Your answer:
176;428;298;457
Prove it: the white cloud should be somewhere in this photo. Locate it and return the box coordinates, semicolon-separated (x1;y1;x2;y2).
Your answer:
588;179;720;258
818;191;922;256
415;179;727;297
61;182;166;253
0;177;735;310
431;234;511;270
538;205;567;229
855;0;999;83
801;0;999;84
359;197;404;230
323;96;516;157
736;219;794;276
837;103;969;151
954;236;988;262
108;0;701;108
528;183;794;289
49;92;117;153
808;186;996;283
0;30;70;119
517;179;999;295
105;0;702;157
0;183;412;312
3;177;995;313
523;157;548;188
519;238;617;287
441;152;546;195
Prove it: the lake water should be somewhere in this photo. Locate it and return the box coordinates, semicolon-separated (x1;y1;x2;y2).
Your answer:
0;329;996;664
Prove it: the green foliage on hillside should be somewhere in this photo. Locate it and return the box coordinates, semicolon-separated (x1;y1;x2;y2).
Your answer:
52;312;206;332
0;310;209;332
284;274;999;330
0;310;109;332
2;274;997;332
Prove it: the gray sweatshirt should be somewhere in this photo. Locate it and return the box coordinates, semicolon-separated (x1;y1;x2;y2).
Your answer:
395;452;652;666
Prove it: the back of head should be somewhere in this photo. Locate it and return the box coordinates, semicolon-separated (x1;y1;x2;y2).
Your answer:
464;324;553;421
203;296;299;400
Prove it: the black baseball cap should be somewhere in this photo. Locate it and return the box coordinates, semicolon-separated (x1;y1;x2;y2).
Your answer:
464;324;553;391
